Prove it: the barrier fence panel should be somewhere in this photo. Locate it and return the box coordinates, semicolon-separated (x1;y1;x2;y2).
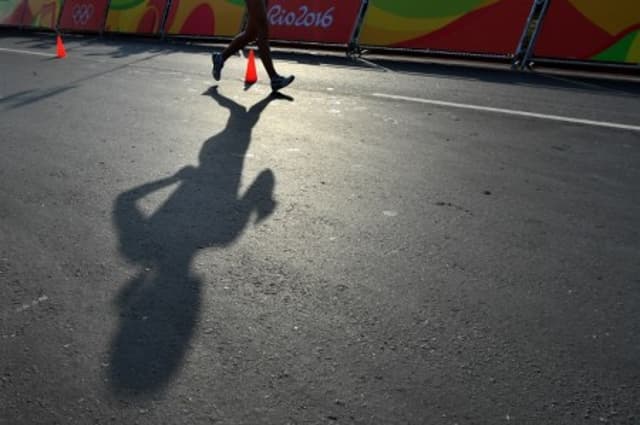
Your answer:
0;0;26;26
532;0;640;65
163;0;244;37
58;0;109;32
105;0;169;34
359;0;534;56
20;0;63;28
266;0;363;45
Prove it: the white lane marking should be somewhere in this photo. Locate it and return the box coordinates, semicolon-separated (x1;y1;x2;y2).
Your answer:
372;93;640;133
0;47;56;58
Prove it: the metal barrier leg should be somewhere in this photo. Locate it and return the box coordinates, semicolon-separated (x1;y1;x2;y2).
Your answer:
347;0;368;59
56;0;66;32
159;0;173;40
512;0;541;69
99;0;113;36
520;0;550;70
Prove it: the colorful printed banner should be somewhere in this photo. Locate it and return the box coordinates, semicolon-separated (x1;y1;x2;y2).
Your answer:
359;0;533;55
533;0;640;64
105;0;169;34
0;0;26;26
164;0;244;36
59;0;109;32
21;0;62;28
267;0;363;45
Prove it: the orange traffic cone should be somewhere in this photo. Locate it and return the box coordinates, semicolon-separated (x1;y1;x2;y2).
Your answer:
244;49;257;84
56;34;67;59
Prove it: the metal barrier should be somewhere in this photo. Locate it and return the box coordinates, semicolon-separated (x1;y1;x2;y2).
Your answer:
3;0;639;71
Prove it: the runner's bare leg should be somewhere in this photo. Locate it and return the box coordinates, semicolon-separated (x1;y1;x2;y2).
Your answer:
217;0;286;84
248;0;278;79
220;25;256;62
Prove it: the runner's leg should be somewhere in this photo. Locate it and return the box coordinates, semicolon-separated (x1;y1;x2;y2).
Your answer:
212;1;258;80
246;0;278;79
220;18;257;61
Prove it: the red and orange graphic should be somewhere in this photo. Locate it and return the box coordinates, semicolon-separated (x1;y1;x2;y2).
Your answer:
21;0;63;28
359;0;533;55
534;0;640;64
164;0;244;37
105;0;168;34
1;0;26;26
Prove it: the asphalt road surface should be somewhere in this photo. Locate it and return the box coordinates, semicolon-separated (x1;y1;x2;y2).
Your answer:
1;32;639;425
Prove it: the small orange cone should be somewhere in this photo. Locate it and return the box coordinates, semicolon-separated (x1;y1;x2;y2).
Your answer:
244;49;257;84
56;34;67;59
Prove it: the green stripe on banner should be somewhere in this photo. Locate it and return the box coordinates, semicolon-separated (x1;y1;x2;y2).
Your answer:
593;30;637;62
109;0;145;11
370;0;491;18
1;0;18;14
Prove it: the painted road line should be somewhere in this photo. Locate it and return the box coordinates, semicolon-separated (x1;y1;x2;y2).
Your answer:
0;47;56;58
372;93;640;133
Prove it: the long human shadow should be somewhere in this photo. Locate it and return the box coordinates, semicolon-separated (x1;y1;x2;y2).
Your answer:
109;88;292;397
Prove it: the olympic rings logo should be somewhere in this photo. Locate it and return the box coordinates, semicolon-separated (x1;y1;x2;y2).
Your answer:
72;3;94;25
